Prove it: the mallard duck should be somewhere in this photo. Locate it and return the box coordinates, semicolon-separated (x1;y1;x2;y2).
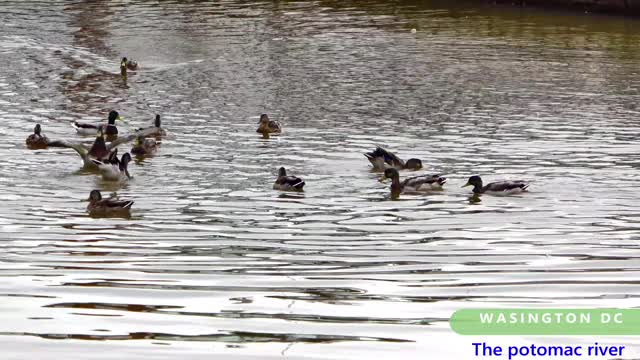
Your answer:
257;114;281;137
152;114;166;136
91;152;132;181
88;128;111;160
123;57;138;70
73;110;122;136
273;167;305;191
364;146;422;171
47;126;159;168
120;57;138;78
381;168;446;200
131;136;159;156
26;124;49;149
87;190;134;213
136;114;166;137
462;175;529;195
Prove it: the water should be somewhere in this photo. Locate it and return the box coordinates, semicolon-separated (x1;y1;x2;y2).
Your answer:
2;1;640;358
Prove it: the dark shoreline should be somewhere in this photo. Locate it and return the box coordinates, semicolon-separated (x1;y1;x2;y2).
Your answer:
486;0;640;15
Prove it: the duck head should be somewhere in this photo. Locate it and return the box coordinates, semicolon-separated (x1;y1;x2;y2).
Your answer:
381;168;402;200
462;175;483;189
34;124;42;135
379;168;400;182
278;167;287;177
154;114;161;127
258;114;271;138
404;158;423;170
107;110;121;125
120;57;127;76
89;190;102;203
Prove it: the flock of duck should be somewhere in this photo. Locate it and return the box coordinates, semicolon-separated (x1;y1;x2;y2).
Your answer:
24;57;530;216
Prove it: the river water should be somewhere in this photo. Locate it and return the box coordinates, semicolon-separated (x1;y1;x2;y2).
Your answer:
2;1;640;359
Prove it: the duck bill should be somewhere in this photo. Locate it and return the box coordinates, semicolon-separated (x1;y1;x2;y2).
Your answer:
461;182;471;188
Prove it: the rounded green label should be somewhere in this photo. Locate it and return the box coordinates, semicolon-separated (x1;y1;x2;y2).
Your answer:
451;309;634;335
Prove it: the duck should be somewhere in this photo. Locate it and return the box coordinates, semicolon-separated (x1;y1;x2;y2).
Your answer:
48;128;114;167
26;124;49;149
257;114;281;138
120;57;138;78
273;167;305;191
131;135;159;156
462;175;529;195
47;126;159;168
364;146;423;172
380;168;446;200
87;190;134;214
136;114;166;137
87;128;111;160
73;110;122;136
92;152;132;181
123;57;138;70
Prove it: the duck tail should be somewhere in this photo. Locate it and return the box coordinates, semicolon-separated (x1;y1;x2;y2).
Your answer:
293;181;305;190
123;200;134;209
437;176;447;185
521;183;530;191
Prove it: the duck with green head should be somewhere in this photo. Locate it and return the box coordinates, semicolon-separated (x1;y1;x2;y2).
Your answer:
365;146;423;172
73;110;122;136
462;175;529;195
380;168;446;200
26;124;49;149
87;190;134;214
136;114;166;137
92;152;133;181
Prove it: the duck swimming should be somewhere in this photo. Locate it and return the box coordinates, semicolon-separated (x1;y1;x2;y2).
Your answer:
120;57;138;78
364;146;422;172
26;124;49;149
48;126;159;168
92;152;132;181
273;167;305;191
462;175;529;195
137;114;166;137
380;168;446;200
123;57;138;70
73;110;122;136
87;190;134;214
257;114;281;138
131;135;159;156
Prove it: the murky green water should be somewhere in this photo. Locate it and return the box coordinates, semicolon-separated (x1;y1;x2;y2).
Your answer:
2;1;640;358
